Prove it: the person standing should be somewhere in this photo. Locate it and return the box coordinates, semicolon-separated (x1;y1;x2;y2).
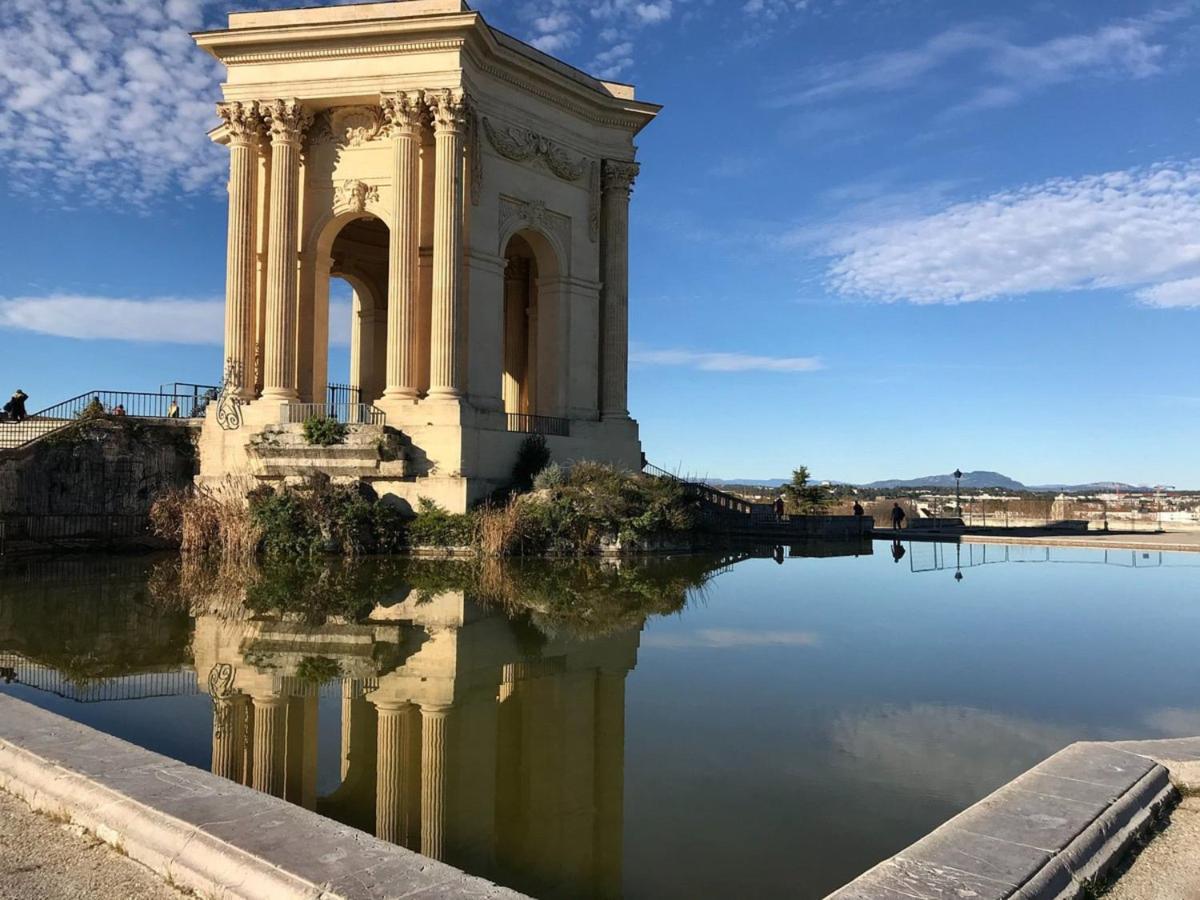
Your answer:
773;496;786;522
891;503;906;530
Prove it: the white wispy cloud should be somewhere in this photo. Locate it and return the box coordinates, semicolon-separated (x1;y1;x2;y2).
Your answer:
766;16;1170;114
0;294;353;344
827;162;1200;307
632;348;824;372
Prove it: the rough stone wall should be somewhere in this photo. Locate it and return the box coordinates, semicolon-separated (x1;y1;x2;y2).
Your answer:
0;419;199;518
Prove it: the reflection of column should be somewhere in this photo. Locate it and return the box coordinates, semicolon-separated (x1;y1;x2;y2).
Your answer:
251;694;287;797
381;92;423;403
425;89;468;402
599;160;639;421
594;671;628;900
217;101;263;399
420;703;452;859
340;678;359;780
261;99;312;403
211;693;248;782
375;700;415;846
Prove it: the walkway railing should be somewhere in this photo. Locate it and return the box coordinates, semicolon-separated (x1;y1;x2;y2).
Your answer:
0;387;218;453
281;402;386;426
507;412;570;437
326;383;361;408
0;654;198;703
643;462;754;517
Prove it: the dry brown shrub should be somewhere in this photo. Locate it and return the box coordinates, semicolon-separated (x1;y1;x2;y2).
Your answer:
149;478;262;562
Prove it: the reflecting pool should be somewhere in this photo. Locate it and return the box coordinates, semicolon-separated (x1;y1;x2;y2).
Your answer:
2;540;1199;899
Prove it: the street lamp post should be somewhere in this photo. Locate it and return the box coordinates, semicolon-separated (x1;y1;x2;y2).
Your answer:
953;469;963;521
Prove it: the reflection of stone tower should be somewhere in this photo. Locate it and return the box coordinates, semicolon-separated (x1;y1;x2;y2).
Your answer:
196;588;639;899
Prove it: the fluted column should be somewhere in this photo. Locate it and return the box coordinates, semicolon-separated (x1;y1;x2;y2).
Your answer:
340;678;359;781
375;700;415;845
218;102;264;399
425;89;468;402
211;693;247;782
251;693;287;797
420;703;452;859
261;99;312;403
380;92;424;403
600;160;639;420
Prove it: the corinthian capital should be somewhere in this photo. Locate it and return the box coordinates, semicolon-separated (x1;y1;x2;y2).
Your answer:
264;98;314;143
380;91;426;133
602;159;640;194
217;101;265;143
424;88;468;134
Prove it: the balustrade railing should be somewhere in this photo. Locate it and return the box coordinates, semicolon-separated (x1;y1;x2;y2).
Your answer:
643;462;754;517
281;402;386;426
506;412;570;437
0;387;219;452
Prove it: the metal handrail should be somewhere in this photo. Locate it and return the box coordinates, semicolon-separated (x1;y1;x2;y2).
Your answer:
326;383;361;408
0;388;217;453
643;462;754;516
281;402;386;426
507;412;570;437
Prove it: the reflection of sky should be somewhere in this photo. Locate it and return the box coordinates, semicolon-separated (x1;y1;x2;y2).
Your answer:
3;544;1200;900
623;544;1200;898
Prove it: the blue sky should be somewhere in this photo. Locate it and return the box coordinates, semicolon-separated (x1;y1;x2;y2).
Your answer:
1;0;1198;486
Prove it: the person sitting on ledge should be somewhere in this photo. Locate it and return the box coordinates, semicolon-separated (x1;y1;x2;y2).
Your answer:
112;404;127;416
3;389;28;423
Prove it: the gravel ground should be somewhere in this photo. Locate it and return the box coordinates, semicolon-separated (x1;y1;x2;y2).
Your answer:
0;788;185;900
1106;796;1200;900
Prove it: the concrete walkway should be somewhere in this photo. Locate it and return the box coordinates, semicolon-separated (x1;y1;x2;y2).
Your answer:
878;528;1200;553
0;788;185;900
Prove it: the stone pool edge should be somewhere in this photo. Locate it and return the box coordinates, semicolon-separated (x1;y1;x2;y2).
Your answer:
827;737;1200;899
0;694;528;900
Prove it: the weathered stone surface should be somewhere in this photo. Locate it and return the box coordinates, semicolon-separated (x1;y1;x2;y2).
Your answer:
828;741;1177;899
0;694;527;900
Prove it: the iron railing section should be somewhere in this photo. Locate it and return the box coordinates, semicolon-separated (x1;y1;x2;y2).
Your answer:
280;402;386;426
0;654;198;703
643;462;754;517
326;383;362;409
159;382;220;412
506;413;570;437
0;389;216;452
0;515;150;554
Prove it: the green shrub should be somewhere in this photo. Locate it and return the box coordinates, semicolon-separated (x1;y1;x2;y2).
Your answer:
302;415;348;446
532;462;565;490
249;480;406;557
512;434;551;492
407;498;476;548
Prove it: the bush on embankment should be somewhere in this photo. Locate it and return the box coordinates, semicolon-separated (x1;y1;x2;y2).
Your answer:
150;463;699;561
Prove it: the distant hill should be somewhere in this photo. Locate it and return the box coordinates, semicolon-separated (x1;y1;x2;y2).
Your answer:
706;472;1155;492
865;470;1025;490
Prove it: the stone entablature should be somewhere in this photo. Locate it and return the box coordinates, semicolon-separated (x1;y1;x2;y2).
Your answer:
193;1;660;511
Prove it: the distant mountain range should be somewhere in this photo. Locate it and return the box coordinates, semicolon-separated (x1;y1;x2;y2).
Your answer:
709;470;1155;492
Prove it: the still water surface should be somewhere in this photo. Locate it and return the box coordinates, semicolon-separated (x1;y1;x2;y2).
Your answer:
2;541;1199;899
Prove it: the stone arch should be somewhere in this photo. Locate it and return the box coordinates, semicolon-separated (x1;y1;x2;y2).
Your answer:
501;227;568;418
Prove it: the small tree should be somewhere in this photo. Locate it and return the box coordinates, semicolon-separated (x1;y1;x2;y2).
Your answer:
782;466;829;515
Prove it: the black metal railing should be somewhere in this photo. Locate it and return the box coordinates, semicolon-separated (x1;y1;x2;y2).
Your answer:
0;654;198;703
506;412;570;437
0;387;218;453
643;462;755;517
281;402;386;426
0;514;150;554
326;383;361;408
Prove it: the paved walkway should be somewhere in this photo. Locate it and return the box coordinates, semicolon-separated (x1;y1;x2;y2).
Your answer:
879;528;1200;553
1108;796;1200;900
0;788;184;900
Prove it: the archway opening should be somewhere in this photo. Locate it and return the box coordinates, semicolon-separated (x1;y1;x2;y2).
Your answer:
328;215;389;407
503;234;539;416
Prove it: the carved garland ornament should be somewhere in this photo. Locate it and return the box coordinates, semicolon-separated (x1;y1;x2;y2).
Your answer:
208;663;236;739
482;117;587;182
500;196;572;270
310;106;386;147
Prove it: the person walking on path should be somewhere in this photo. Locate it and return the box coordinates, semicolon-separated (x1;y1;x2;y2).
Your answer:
891;503;906;530
774;496;786;522
4;389;28;423
853;501;864;518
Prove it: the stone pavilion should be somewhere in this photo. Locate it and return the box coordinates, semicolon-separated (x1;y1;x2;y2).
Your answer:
192;0;660;511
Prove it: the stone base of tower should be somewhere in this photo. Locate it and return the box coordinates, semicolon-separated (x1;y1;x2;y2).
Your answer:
196;400;642;514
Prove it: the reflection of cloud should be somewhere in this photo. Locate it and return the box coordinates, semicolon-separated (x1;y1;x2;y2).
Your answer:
1144;708;1200;737
643;628;819;649
831;704;1074;805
